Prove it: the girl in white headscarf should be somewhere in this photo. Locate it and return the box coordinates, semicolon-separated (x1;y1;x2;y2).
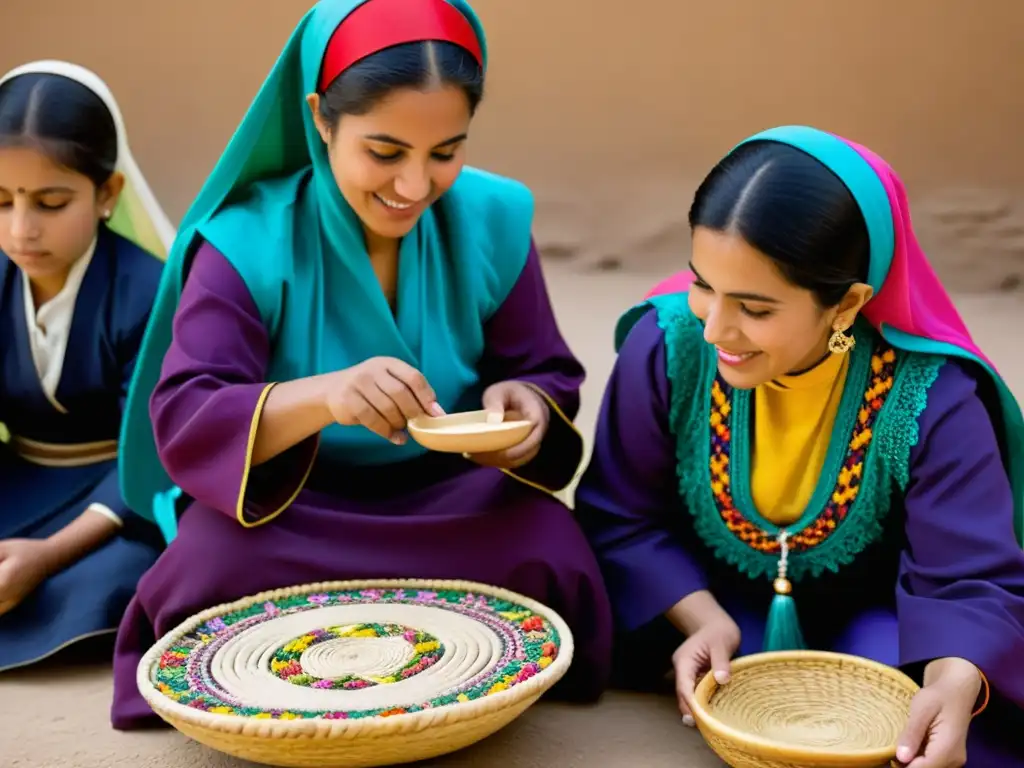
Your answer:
0;60;172;670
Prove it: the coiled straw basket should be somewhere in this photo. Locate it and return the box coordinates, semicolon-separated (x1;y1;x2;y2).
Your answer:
690;650;919;768
137;579;573;767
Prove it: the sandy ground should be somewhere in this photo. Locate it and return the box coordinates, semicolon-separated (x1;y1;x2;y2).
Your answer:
1;261;1021;768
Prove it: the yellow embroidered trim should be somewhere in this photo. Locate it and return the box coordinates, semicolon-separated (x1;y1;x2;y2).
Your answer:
234;383;320;529
972;670;991;718
501;381;585;500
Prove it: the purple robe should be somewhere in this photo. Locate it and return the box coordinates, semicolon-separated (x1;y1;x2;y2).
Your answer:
576;309;1024;765
110;241;612;729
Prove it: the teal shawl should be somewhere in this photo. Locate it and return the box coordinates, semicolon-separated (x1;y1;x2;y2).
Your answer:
120;0;534;529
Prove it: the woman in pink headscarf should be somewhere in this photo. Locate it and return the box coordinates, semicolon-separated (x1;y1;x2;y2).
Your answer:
577;126;1024;766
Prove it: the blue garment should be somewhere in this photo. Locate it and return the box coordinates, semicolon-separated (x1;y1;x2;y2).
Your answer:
0;225;164;671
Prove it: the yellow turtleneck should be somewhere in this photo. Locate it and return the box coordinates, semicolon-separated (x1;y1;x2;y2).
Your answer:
750;351;850;526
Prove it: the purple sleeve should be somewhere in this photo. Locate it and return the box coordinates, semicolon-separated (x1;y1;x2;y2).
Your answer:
575;308;709;631
477;241;586;491
150;241;318;525
898;361;1024;706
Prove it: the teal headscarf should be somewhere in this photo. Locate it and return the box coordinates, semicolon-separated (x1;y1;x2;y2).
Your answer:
120;0;535;527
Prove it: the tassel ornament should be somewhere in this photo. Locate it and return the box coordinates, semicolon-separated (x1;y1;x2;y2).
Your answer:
763;530;807;651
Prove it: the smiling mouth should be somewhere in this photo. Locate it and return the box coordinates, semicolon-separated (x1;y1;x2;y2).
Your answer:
716;348;761;366
374;193;415;210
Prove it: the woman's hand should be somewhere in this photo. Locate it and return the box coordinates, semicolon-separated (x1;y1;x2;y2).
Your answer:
465;381;550;469
672;614;741;724
895;657;983;767
0;539;54;617
325;357;443;444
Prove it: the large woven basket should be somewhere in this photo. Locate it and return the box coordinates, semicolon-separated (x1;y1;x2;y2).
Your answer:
137;579;574;767
690;650;919;768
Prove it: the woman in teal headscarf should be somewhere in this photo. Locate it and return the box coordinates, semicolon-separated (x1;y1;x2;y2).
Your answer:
111;0;612;728
578;126;1024;766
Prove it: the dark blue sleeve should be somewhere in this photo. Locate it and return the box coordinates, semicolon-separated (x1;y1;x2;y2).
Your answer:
102;237;164;520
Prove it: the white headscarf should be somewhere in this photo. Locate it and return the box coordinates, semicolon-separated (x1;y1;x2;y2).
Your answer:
0;60;176;260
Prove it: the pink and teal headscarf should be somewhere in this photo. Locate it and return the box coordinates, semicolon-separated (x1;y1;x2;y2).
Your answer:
646;125;1024;544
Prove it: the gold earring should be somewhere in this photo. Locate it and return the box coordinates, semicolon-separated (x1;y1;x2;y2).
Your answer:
828;326;855;354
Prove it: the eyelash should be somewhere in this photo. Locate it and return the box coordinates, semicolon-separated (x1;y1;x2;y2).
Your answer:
0;201;68;212
368;149;456;164
691;279;774;319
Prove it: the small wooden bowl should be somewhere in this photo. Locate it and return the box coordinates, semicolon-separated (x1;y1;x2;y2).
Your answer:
690;650;919;768
407;410;532;454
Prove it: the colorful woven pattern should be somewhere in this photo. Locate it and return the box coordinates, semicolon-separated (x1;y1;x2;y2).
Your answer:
709;345;898;554
153;587;561;720
270;624;444;690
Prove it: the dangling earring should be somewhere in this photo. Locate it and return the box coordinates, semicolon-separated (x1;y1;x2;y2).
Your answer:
828;324;855;354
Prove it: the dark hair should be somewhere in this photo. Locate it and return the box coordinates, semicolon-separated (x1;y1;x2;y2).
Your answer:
0;72;118;189
689;140;870;307
318;41;484;126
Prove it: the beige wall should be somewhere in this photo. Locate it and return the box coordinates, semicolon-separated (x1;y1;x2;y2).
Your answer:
3;0;1023;290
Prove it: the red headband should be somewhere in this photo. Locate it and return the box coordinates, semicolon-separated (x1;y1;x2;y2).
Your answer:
319;0;484;92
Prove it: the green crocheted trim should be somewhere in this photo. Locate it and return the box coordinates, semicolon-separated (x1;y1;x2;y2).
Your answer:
790;349;943;579
653;294;945;581
647;294;717;529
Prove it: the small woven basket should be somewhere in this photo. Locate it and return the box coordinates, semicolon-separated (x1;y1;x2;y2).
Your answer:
137;579;574;767
690;650;919;768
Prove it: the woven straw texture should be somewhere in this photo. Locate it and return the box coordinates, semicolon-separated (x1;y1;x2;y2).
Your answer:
137;579;574;767
691;651;919;768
